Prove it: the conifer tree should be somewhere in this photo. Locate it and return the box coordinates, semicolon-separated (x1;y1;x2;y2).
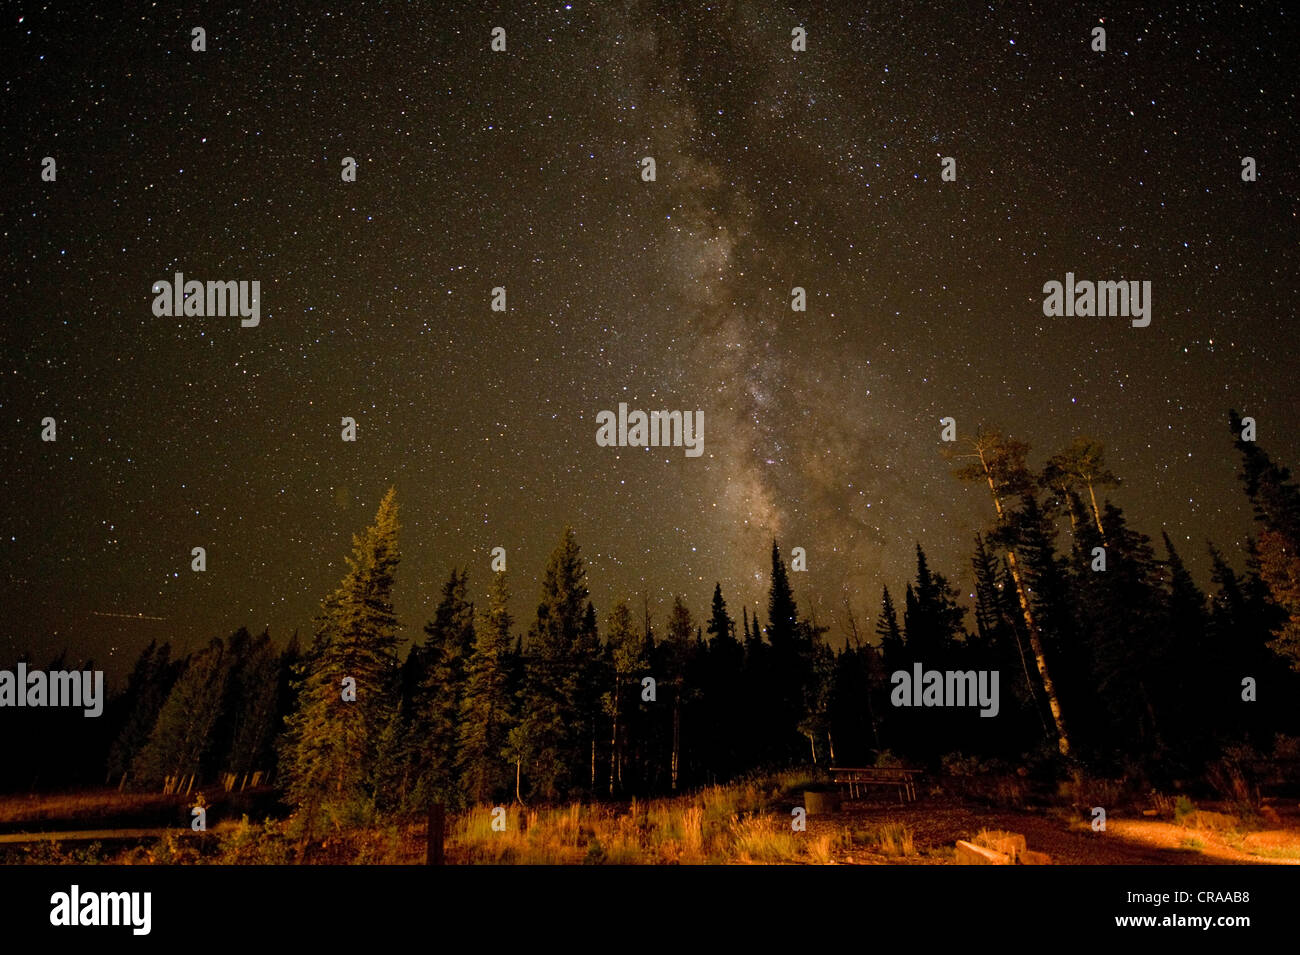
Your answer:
409;567;475;807
874;585;905;674
106;640;179;782
280;487;402;831
458;571;516;803
514;526;589;799
224;629;282;778
604;598;644;794
132;637;229;785
1229;410;1300;671
703;583;743;778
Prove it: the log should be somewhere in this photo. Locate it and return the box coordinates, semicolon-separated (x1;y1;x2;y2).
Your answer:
974;829;1026;861
955;840;1011;865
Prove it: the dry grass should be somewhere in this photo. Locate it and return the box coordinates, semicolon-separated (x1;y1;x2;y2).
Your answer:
0;789;182;826
874;821;916;857
439;773;847;864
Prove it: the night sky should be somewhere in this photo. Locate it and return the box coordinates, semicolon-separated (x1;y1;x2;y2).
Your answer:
4;2;1298;681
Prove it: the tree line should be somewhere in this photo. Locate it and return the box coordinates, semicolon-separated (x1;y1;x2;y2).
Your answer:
3;411;1298;830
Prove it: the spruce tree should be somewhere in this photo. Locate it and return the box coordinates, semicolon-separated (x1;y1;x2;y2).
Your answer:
514;526;589;799
106;640;179;782
1229;410;1300;671
874;586;905;674
224;629;281;778
132;638;229;786
408;567;475;808
604;598;644;795
280;487;402;831
458;571;516;803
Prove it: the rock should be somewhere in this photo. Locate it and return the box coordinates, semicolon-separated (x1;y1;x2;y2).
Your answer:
955;840;1011;865
1142;809;1158;817
1020;849;1052;865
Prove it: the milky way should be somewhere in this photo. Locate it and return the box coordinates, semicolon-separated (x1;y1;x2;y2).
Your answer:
3;2;1297;677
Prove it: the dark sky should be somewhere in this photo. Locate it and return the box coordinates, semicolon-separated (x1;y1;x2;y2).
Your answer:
4;1;1298;680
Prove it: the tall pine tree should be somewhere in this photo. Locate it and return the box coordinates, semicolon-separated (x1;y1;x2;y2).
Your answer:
280;487;402;832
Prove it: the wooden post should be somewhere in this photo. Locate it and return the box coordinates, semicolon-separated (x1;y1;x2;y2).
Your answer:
427;802;445;866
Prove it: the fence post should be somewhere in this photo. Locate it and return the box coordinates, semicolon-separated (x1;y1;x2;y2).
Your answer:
427;802;445;866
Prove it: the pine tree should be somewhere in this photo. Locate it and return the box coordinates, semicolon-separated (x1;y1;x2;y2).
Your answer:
457;571;516;803
706;583;733;647
1229;410;1300;671
132;638;229;785
874;585;905;674
106;640;179;782
577;600;605;795
224;629;282;778
660;595;695;790
903;544;966;664
409;567;475;808
766;542;810;762
703;583;743;779
280;487;402;832
514;526;590;799
1072;503;1167;763
970;536;1044;751
604;598;644;794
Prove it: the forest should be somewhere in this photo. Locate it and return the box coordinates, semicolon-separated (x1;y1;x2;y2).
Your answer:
4;410;1299;841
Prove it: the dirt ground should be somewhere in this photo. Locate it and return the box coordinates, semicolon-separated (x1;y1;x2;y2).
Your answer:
813;795;1300;865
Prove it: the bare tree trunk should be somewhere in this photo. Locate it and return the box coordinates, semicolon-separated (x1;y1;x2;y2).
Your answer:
979;450;1072;757
1003;548;1070;755
1087;481;1107;544
1007;606;1049;735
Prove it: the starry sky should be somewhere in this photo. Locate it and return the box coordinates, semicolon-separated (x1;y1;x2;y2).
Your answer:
4;2;1298;680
